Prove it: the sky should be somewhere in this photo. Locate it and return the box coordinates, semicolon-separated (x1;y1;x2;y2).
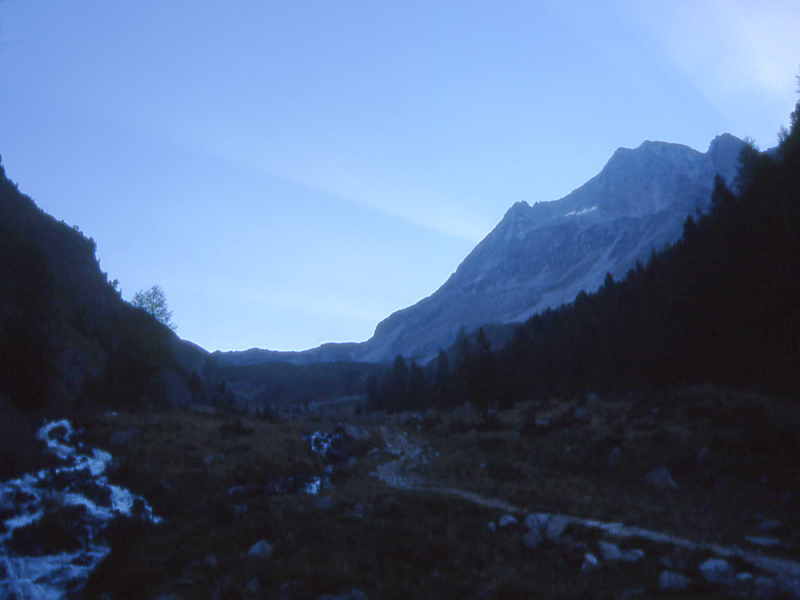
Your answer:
0;1;798;352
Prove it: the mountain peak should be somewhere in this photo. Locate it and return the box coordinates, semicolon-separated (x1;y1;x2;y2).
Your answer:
352;134;744;363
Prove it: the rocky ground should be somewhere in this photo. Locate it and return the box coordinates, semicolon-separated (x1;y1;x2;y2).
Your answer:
2;385;798;599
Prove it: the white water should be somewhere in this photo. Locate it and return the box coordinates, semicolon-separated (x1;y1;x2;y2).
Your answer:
0;420;159;599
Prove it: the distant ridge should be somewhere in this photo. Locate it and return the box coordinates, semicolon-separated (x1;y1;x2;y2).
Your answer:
217;134;744;367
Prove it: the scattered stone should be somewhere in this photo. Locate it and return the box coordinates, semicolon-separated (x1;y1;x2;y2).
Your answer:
622;549;645;563
524;513;548;531
598;541;623;561
745;536;780;547
313;496;335;511
756;519;781;532
488;522;496;533
522;529;543;550
572;406;590;423
247;540;273;558
659;571;691;592
498;514;517;528
109;428;139;446
342;424;370;441
318;590;369;600
246;578;261;593
581;553;599;572
545;515;569;541
203;555;217;569
754;576;777;599
606;446;622;471
644;466;678;489
699;558;735;586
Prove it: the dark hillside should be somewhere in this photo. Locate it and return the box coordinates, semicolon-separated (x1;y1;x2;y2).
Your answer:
0;158;200;443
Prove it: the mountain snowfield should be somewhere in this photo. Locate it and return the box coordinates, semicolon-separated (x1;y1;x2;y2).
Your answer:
217;133;744;366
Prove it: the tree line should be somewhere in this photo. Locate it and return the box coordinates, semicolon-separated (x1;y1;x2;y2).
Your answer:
369;95;800;411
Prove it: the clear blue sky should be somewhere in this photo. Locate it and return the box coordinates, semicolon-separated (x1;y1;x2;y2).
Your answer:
1;1;798;352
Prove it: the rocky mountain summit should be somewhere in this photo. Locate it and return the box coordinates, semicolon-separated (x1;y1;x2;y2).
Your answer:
216;134;744;367
355;134;744;362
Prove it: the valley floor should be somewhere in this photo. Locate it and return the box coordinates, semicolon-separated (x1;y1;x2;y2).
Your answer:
8;386;800;599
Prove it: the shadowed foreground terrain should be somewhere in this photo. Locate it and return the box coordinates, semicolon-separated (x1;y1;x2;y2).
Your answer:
55;385;799;599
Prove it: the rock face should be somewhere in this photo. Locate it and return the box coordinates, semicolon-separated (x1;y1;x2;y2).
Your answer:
213;134;744;366
355;134;744;362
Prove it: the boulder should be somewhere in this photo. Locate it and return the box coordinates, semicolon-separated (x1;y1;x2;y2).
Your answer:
524;513;549;531
202;555;217;569
598;541;623;561
318;591;369;600
699;558;735;586
695;447;711;466
572;406;590;423
756;519;781;532
487;522;496;533
581;553;599;572
644;466;678;489
659;571;691;591
498;514;517;528
621;549;645;563
247;540;273;558
545;515;570;541
744;536;780;547
342;424;370;441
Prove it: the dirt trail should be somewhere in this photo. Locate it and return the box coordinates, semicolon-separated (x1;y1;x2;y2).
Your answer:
373;427;800;586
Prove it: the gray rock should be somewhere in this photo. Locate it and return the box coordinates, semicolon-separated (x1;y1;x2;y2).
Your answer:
644;466;678;489
522;529;543;550
246;578;261;593
659;571;691;591
736;572;753;583
572;406;590;423
524;513;549;531
699;558;735;586
342;424;370;441
754;576;777;599
598;541;623;561
488;522;496;533
745;536;780;547
606;446;622;471
621;549;645;563
203;554;217;569
109;428;139;446
581;553;599;572
318;591;369;600
247;540;273;558
756;519;781;532
695;447;711;466
498;514;517;528
545;515;570;540
348;135;745;363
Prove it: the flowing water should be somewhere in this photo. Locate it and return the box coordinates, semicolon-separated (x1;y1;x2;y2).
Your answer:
0;420;159;599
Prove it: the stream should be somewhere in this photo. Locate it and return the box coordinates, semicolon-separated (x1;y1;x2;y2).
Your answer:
0;419;159;599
